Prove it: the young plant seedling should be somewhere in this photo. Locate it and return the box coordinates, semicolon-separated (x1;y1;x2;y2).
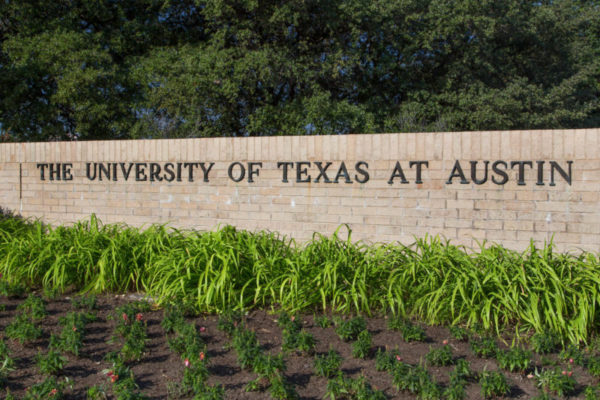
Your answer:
36;350;67;375
535;367;576;397
375;348;403;372
325;374;386;400
530;331;560;354
426;344;454;366
479;370;510;399
314;349;343;378
388;316;427;342
497;346;532;373
449;325;470;341
5;313;43;344
470;336;499;359
18;294;47;320
352;330;372;359
334;316;366;341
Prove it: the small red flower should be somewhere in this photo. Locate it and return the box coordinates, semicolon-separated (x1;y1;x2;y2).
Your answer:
184;358;190;367
50;388;58;396
111;374;119;383
442;340;449;345
569;358;574;364
199;326;206;333
122;313;128;322
568;371;573;377
199;352;205;361
136;313;143;321
562;370;567;375
72;326;77;332
396;355;402;362
107;370;114;377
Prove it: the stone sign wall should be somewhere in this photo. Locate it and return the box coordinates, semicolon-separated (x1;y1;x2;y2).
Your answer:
0;130;598;251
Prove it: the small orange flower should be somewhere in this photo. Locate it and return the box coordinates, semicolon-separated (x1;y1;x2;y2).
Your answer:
184;358;190;367
50;388;58;396
199;352;205;361
72;326;77;332
111;374;119;383
442;339;449;345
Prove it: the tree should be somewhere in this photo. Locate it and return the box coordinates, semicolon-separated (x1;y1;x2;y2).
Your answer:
1;0;598;141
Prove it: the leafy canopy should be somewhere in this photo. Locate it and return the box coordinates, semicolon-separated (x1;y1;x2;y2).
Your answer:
1;0;599;141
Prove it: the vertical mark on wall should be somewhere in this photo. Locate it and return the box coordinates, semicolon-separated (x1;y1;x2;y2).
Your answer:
19;163;22;199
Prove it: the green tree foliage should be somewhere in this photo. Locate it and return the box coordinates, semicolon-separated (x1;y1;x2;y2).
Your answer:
0;0;599;141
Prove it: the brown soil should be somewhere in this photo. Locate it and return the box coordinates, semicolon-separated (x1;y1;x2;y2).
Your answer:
0;294;597;399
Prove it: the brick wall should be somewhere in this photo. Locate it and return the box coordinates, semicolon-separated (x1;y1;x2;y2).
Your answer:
1;130;598;252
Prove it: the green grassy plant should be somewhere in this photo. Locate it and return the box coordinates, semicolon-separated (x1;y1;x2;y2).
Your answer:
0;341;15;385
497;346;532;373
314;349;343;378
18;294;47;320
334;316;366;341
470;337;499;359
426;344;454;366
479;370;510;399
531;331;561;354
5;313;43;344
388;316;427;342
1;216;600;344
36;350;67;375
535;367;576;397
325;374;386;400
351;330;372;359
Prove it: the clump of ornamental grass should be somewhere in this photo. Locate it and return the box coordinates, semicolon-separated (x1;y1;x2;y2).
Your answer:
2;216;600;345
325;374;386;400
314;349;343;378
